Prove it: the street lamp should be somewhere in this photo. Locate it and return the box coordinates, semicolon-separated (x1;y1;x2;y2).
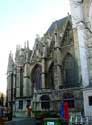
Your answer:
9;72;13;120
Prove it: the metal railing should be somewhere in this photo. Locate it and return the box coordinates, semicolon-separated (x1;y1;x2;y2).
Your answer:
69;116;92;125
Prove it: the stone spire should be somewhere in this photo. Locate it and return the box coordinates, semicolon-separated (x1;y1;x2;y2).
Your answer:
24;42;26;49
54;21;58;33
7;51;14;73
25;41;31;63
27;40;29;49
15;45;20;64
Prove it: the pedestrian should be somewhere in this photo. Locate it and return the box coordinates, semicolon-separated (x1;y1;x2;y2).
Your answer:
7;105;11;121
0;102;4;117
26;104;32;117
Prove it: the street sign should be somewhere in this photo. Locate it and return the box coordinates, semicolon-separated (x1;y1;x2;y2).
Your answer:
47;122;54;125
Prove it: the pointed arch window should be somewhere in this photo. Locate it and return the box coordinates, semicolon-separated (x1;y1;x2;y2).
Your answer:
31;64;42;90
47;63;54;89
63;54;76;87
63;93;75;108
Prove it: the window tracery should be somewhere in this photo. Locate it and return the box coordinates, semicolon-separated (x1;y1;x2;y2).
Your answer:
31;65;42;90
63;54;76;87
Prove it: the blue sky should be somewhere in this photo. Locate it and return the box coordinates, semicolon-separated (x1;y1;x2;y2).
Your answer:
0;0;70;94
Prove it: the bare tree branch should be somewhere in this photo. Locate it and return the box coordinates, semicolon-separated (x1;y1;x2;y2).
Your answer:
80;21;92;34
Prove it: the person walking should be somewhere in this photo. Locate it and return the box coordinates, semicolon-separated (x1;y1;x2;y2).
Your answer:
26;104;32;117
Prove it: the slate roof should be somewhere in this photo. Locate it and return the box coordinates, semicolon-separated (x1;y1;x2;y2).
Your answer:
47;16;68;33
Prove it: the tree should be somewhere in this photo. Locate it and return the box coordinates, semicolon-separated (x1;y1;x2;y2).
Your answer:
0;93;4;106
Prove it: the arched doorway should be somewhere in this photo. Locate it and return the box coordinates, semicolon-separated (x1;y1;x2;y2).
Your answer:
40;95;50;110
63;93;75;108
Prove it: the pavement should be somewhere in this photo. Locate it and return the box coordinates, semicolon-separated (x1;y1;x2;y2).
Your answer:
4;117;37;125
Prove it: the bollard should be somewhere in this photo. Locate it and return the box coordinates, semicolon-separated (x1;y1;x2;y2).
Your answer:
80;116;83;125
85;117;89;125
75;116;78;125
69;115;73;125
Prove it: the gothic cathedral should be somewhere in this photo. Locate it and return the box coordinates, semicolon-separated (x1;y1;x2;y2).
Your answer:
7;1;92;117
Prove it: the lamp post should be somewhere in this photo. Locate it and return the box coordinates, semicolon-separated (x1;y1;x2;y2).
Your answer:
10;72;13;120
14;72;16;117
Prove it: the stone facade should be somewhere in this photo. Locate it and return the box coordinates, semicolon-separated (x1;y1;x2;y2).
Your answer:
7;15;83;117
70;0;92;117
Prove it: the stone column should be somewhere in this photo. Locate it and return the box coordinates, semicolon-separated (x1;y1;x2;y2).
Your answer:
54;31;63;89
70;0;89;87
23;51;31;96
23;63;31;96
41;45;47;89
